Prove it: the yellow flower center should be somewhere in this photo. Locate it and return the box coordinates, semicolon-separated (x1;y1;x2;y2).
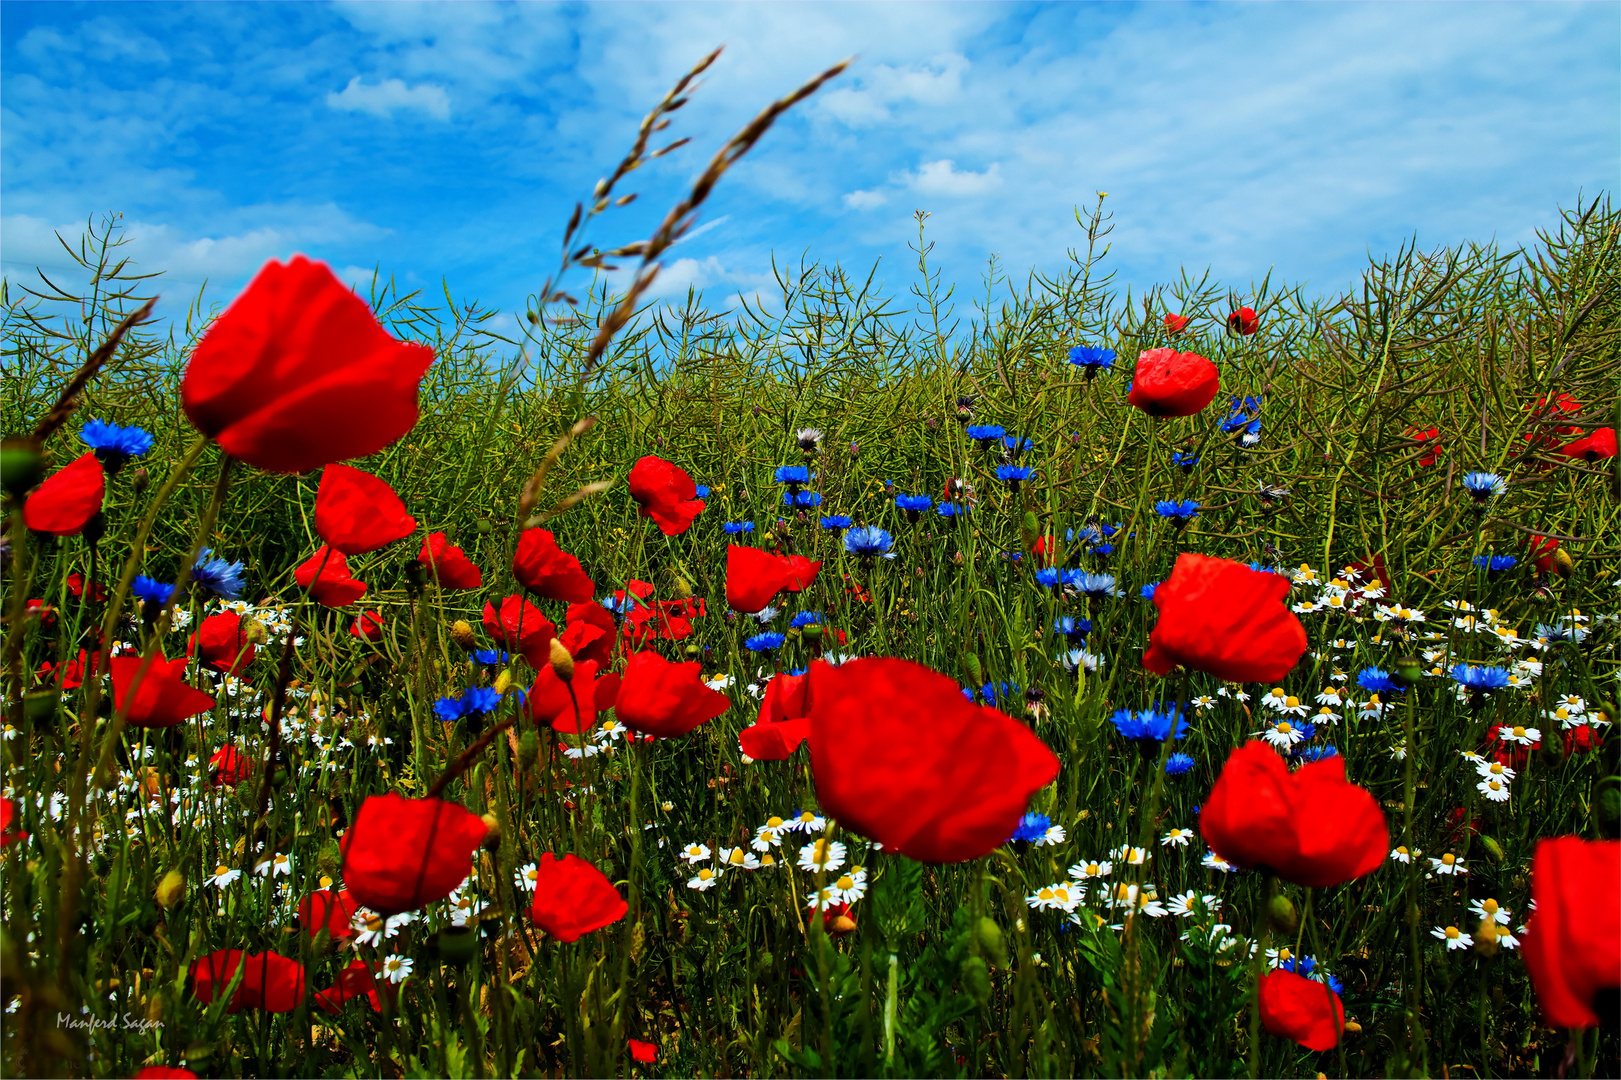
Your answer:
1395;846;1409;855
1286;696;1300;708
1482;899;1499;914
215;864;229;877
698;869;713;881
1489;763;1505;775
1445;926;1460;939
729;849;747;865
766;816;783;828
1278;948;1292;961
1270;688;1286;699
1442;854;1456;866
799;812;816;823
1038;888;1054;900
761;853;775;865
1276;723;1293;735
1319;706;1334;716
1512;727;1526;739
836;875;854;890
1086;863;1099;875
1488;781;1502;791
1555;708;1570;720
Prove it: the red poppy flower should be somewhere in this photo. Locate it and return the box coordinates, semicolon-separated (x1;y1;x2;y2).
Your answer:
527;852;627;942
482;595;556;669
1142;553;1306;683
340;793;489;915
1;798;27;848
66;572;108;602
314;464;416;555
738;671;813;758
1127;348;1220;417
627;455;705;536
1558;426;1617;462
294;547;367;607
134;1068;198;1079
109;652;217;729
727;545;788;612
299;888;359;942
420;532;483;589
1227;306;1260;335
350;610;385;642
1259;969;1344;1050
806;657;1060;863
1521;836;1621;1028
614;650;730;739
1031;534;1059;566
22;452;104;536
1200;741;1386;888
39;649;99;691
1522;533;1571;577
530;657;605;733
209;744;252;788
314;958;383;1014
192;611;255;674
629;1039;659;1064
181;255;435;473
783;554;822;594
1405;426;1441;466
562;601;618;667
1522;392;1584;448
513;528;595;603
190;949;306;1013
1562;724;1602;757
1163;313;1190;335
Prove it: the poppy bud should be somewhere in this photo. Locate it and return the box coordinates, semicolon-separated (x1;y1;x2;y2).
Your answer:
962;654;983;685
130;465;151;494
800;624;823;643
318;842;340;877
671;576;693;600
1268;893;1300;935
435;926;480;965
155;868;187;909
23;690;58;722
241;618;269;646
450;620;477;651
0;438;43;496
1394;656;1424;686
974;916;1007;967
518;729;541;770
493;668;514;695
1550;548;1575;576
684;642;703;659
549;639;575;682
479;812;501;851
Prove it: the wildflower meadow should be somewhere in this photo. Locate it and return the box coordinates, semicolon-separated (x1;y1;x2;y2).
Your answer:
2;54;1619;1080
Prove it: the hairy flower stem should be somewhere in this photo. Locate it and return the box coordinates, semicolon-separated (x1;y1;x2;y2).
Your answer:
1248;873;1277;1079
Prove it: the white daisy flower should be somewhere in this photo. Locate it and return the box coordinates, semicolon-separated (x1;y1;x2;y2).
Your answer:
718;847;761;871
1429;853;1467;876
687;867;722;891
1389;845;1420;864
1161;828;1194;848
1068;860;1113;881
209;864;242;889
381;954;414;983
1026;882;1082;913
786;810;826;834
254;852;292;878
514;862;540;891
1468;898;1512;926
1431;925;1472;951
797;839;846;874
1201;851;1237;873
1477;777;1511;803
1496;725;1540;746
1260;720;1307;749
751;817;787;851
678;843;712;865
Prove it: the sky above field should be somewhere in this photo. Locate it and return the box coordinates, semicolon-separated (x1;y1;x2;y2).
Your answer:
3;1;1617;335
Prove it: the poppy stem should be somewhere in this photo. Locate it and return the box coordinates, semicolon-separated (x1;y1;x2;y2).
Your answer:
1248;873;1277;1079
426;715;518;801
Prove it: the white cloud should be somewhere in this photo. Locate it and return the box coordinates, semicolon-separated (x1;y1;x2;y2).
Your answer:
909;159;1002;197
843;189;889;211
326;76;450;120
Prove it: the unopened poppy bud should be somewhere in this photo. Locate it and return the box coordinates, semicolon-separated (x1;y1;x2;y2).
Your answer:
1267;893;1300;935
479;812;501;851
272;768;289;788
1478;834;1505;862
549;638;575;682
683;642;702;660
154;868;186;909
960;955;992;1005
1342;1020;1362;1035
493;668;514;695
241;617;269;646
1550;548;1574;577
1394;656;1423;686
974;916;1007;967
318;841;340;877
829;912;858;936
518;729;541;771
130;466;150;494
671;576;693;599
962;654;983;685
450;620;477;651
23;690;58;722
475;517;494;535
0;438;44;496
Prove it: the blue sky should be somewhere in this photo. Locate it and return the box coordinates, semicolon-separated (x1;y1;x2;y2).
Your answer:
3;1;1617;337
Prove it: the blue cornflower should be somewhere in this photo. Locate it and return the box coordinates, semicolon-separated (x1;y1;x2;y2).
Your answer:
694;485;711;498
462;686;503;714
1461;472;1506;500
1109;707;1190;743
965;424;1006;445
980;682;1020;709
844;525;895;558
789;611;822;629
1035;568;1065;589
1154;499;1200;522
1067;346;1116;374
1139;582;1160;601
1165;752;1196;776
132;575;174;608
1294;745;1340;763
80;419;153;470
937;502;970;521
432;694;468;722
191;549;246;600
774;465;811;486
1008;812;1052;843
895;494;932;517
600;593;639;614
1450;663;1510;692
1219;396;1264;443
744;632;786;652
995;464;1035;489
1357;668;1400;694
1170;450;1200;472
1000;435;1035;454
1066;571;1120;598
820;515;853;532
1473;554;1517;572
471;649;509;666
723;521;756;534
1054;616;1091;642
1536;621;1589;644
784;490;823;508
1277;956;1319;978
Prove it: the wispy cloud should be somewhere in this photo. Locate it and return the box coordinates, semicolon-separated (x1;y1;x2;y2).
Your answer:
326;76;451;120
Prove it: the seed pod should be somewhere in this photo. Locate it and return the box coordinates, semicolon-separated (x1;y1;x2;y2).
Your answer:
1267;893;1300;935
154;869;186;910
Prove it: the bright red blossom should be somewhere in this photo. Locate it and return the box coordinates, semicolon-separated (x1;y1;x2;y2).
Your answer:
806;657;1060;864
109;653;217;729
1200;741;1387;888
1521;836;1620;1028
530;658;619;733
1127;348;1220;417
181;255;435;473
193;611;255;674
190;949;306;1013
1;799;27;847
738;671;811;760
629;1039;659;1064
614;650;730;739
350;610;386;642
23;453;104;536
420;532;483;589
627;455;705;536
340;794;489;915
1227;306;1260;335
315;464;416;555
1558;426;1617;462
295;547;367;607
314;958;383;1014
299;888;360;942
209;745;251;788
726;545;821;613
513;528;595;603
528;853;628;942
1143;553;1307;683
1259;970;1344;1050
1163;313;1190;334
482;595;556;669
